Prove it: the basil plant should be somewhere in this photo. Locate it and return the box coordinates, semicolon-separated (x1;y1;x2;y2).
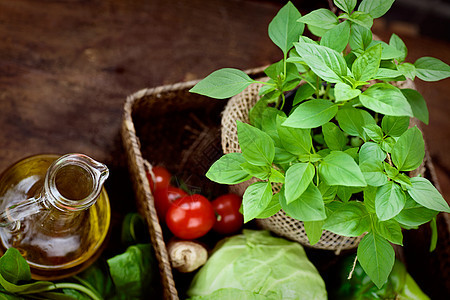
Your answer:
190;0;450;289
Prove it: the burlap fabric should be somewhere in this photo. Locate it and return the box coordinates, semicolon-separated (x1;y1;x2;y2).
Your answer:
221;78;421;254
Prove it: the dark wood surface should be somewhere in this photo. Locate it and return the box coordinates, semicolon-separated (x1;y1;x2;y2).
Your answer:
0;0;449;297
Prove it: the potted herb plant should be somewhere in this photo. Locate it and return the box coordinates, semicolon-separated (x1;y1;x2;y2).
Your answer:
190;0;450;288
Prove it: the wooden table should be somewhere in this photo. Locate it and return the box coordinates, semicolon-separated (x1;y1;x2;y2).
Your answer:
0;0;449;298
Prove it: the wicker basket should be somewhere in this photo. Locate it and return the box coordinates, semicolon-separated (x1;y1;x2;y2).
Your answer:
121;69;450;299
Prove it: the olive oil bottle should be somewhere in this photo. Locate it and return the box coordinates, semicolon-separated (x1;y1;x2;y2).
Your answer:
0;154;111;280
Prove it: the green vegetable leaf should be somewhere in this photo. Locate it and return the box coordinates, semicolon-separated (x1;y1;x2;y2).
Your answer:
293;41;347;83
397;63;416;80
407;177;450;213
320;21;350;52
280;185;327;221
189;68;254;99
240;162;271;180
334;0;357;14
358;0;395;18
414;57;450;82
389;33;407;62
334;82;361;102
373;68;404;80
322;122;347;151
0;248;31;284
394;194;438;227
369;40;404;60
238;121;275;166
381;115;410;137
430;217;438;252
360;160;388;187
363;123;383;142
276;115;312;155
297;8;339;31
269;168;285;183
336;107;376;141
348;11;373;29
401;88;429;125
293;84;316;105
255;193;282;219
375;181;406;221
319;151;367;187
352;44;382;82
242;181;273;223
357;232;395;289
206;153;252;184
373;219;403;246
349;24;372;51
359;142;386;164
391;126;424;172
268;1;304;55
285;163;315;204
304;220;324;245
283;99;338;128
359;83;413;117
323;201;370;236
363;185;377;213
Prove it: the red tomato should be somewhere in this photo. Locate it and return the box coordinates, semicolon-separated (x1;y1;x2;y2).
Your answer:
166;194;215;240
147;166;171;192
212;194;243;235
153;186;188;221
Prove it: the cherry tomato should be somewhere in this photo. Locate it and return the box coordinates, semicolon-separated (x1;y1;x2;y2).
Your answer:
147;166;171;192
211;193;243;235
153;186;188;221
166;194;215;240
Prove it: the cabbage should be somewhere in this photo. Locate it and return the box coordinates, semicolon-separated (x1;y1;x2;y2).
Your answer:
187;230;327;299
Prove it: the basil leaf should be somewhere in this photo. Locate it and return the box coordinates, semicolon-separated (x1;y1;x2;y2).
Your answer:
322;122;347;151
268;1;304;55
280;185;326;221
401;88;429;125
359;142;386;164
334;82;361;102
359;83;413;117
318;182;338;202
357;232;395;289
360;160;388;187
336;107;376;140
240;162;271;180
381;115;410;137
269;168;285;183
414;57;450;82
363;123;383;142
319;151;367;187
0;248;31;284
397;63;416;80
293;84;316;105
375;181;406;221
323;201;370;236
369;40;404;60
407;177;450;213
206;153;252;184
364;185;377;213
373;218;403;246
348;11;373;29
358;0;395;18
237;121;275;166
320;21;350;52
352;43;382;82
285;163;315;204
189;68;254;99
297;8;339;31
394;194;438;227
373;68;404;81
349;24;372;51
293;41;347;83
391;126;424;172
283;99;338;128
260;107;286;144
334;0;357;14
304;220;324;245
242;181;273;223
337;186;362;202
255;193;282;219
389;33;407;62
276;115;312;155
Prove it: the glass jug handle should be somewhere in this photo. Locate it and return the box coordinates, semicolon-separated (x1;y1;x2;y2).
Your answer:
0;196;45;231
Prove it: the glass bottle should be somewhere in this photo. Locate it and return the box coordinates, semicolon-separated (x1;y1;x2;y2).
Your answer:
0;153;111;280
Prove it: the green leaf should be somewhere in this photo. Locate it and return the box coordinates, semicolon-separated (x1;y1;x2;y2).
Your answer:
334;0;357;14
348;11;373;29
375;181;406;221
360;160;388;187
352;44;382;82
304;220;324;245
240;162;271;180
249;97;269;129
319;151;367;187
255;193;282;219
318;182;338;202
414;57;450;82
391;126;424;171
206;153;253;185
373;219;403;246
349;24;372;51
323;201;370;236
384;161;399;179
357;232;395;289
336;107;376;141
297;8;339;31
260;107;285;144
320;21;350;52
394;194;438;227
276;115;312;155
430;217;438;252
363;123;383;142
0;248;31;284
322;122;347;151
397;63;416;80
364;185;378;213
359;142;386;164
238;121;275;166
293;84;316;105
373;68;404;80
359;83;413;117
337;186;362;202
279;185;326;221
369;40;404;60
392;173;412;189
242;181;273;223
381;136;396;153
283;99;338;128
389;33;407;62
189;68;254;99
358;0;395;18
268;1;304;55
269;168;285;183
334;82;361;102
381;115;410;137
285;163;315;204
407;177;450;213
293;41;347;83
401;89;429;125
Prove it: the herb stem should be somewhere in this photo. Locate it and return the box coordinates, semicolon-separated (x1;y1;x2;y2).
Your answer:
280;93;286;111
254;80;276;86
20;282;102;300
